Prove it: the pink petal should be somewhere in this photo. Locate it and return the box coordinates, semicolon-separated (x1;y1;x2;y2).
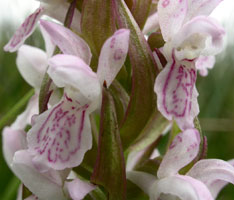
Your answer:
27;95;92;170
186;0;223;22
154;56;199;130
208;159;234;198
48;54;101;103
12;150;66;200
143;12;159;34
150;175;213;200
173;16;225;60
39;20;92;65
158;0;188;41
97;29;130;87
4;7;44;52
157;128;200;178
195;55;215;76
12;94;39;130
187;159;234;198
16;45;48;89
65;178;96;200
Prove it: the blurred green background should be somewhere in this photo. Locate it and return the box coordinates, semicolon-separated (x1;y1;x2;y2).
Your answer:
0;1;234;199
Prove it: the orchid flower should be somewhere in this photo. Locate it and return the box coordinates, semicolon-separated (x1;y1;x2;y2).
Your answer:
26;19;130;170
154;0;225;130
4;0;81;52
127;128;234;200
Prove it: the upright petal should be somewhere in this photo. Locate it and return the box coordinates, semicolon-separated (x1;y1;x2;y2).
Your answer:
158;0;188;41
173;16;225;60
187;159;234;198
149;175;213;200
157;128;200;178
195;55;215;76
27;95;93;170
143;12;159;35
16;45;48;89
40;20;92;65
12;150;66;200
65;178;96;200
185;0;223;22
154;56;199;130
4;7;44;52
97;29;130;87
48;54;101;103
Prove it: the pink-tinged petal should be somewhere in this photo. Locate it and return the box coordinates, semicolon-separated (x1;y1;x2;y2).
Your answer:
2;128;26;168
154;57;199;130
40;20;91;65
173;16;225;60
186;0;223;22
65;178;96;200
187;159;234;198
143;12;159;34
27;95;92;170
158;0;188;41
208;159;234;198
195;55;215;76
97;29;130;87
157;128;200;178
48;54;101;103
12;150;66;200
127;171;157;195
12;94;39;130
42;1;81;33
40;23;55;57
4;7;44;52
16;45;48;89
150;175;213;200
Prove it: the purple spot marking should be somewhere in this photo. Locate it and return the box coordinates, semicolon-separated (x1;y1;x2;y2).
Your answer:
114;49;123;60
162;0;170;8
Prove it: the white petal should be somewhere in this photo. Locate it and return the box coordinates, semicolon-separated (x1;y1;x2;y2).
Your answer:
158;0;188;41
4;7;44;52
143;12;159;35
173;16;225;60
208;159;234;198
65;178;96;200
154;57;199;130
195;55;215;76
127;171;157;195
97;29;130;87
40;20;91;65
16;45;48;89
12;150;66;200
27;95;93;170
2;127;26;168
48;54;101;103
186;0;223;22
157;128;200;178
187;159;234;198
150;175;213;200
42;0;81;33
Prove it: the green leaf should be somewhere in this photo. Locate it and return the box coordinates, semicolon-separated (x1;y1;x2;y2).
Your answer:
131;0;152;29
112;0;158;149
81;0;115;63
91;87;126;200
0;89;34;130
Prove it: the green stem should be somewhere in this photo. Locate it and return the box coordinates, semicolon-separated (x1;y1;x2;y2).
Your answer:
1;176;20;200
0;89;34;130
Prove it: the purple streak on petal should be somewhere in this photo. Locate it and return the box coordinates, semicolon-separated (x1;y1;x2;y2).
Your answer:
4;7;44;52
